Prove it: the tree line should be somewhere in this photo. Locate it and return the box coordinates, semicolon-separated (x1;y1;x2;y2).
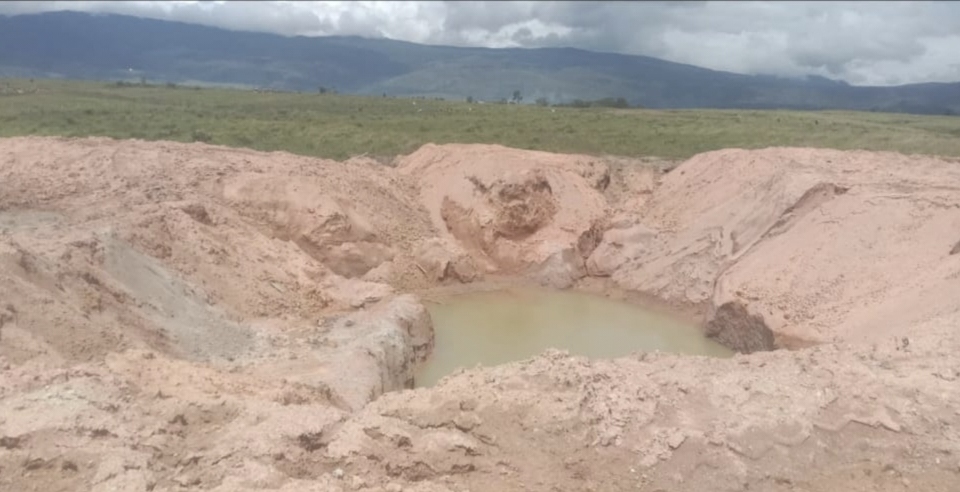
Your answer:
465;91;636;109
551;97;632;109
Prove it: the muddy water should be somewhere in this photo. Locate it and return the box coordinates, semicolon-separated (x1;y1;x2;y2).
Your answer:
415;288;733;387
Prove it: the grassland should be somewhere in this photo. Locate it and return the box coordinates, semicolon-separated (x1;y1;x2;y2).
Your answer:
3;78;960;161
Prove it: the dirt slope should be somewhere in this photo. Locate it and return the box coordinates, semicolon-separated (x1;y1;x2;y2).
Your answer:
1;136;959;492
594;147;960;348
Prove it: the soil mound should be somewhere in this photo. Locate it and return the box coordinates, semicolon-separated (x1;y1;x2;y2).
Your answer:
597;147;960;347
398;143;610;288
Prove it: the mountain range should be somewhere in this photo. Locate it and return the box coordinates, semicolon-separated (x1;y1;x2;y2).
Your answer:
1;11;958;114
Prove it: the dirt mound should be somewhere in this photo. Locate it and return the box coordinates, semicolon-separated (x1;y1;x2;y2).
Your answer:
398;143;609;287
3;137;960;492
221;173;397;278
597;147;960;346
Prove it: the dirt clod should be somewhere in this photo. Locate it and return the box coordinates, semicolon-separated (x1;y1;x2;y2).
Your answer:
705;302;776;353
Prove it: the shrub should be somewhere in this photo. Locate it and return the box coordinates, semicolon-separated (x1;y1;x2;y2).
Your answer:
191;129;213;143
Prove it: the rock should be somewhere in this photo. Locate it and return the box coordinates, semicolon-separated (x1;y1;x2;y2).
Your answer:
414;238;480;283
316;295;433;410
179;202;214;226
667;431;686;450
576;217;609;259
704;301;776;354
532;247;585;289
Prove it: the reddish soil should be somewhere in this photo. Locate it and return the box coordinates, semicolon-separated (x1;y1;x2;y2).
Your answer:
1;136;958;492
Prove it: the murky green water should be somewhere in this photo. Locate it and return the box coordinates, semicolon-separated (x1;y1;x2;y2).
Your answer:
415;288;734;387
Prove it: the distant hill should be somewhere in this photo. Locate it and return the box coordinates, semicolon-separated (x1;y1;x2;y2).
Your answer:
1;11;958;115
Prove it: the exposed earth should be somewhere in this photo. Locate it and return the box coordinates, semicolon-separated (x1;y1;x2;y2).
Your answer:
1;136;959;491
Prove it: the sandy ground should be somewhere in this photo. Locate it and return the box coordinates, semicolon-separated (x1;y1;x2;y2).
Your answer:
1;136;959;491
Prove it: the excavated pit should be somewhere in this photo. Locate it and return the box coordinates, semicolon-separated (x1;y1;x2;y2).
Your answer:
2;138;960;492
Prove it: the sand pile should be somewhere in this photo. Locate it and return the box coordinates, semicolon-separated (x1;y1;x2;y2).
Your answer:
1;136;959;491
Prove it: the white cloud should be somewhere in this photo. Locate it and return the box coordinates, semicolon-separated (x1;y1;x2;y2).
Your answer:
1;1;958;86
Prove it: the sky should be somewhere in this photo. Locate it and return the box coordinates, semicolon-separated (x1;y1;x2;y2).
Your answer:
2;1;959;86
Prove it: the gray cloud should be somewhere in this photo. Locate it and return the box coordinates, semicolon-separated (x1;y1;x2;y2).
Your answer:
1;1;958;86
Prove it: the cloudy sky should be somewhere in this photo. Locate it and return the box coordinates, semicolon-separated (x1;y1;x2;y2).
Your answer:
2;1;959;86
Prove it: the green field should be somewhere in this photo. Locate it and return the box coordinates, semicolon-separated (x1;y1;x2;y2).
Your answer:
3;78;960;161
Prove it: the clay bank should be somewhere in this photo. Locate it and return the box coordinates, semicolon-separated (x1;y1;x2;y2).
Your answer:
1;137;959;492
